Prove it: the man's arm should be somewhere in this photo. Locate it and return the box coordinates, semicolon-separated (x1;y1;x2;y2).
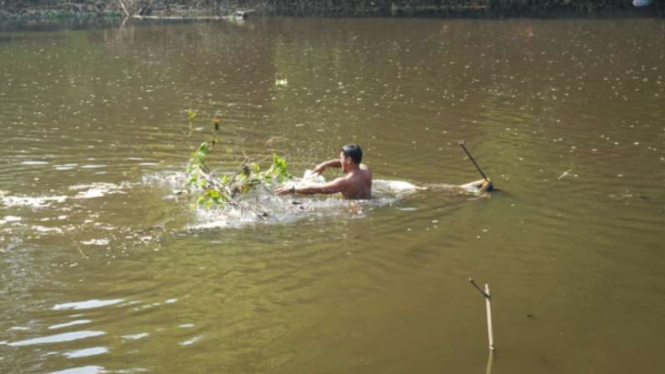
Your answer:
275;177;347;196
313;159;342;175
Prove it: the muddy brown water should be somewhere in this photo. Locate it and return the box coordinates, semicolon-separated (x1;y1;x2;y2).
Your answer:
1;17;664;374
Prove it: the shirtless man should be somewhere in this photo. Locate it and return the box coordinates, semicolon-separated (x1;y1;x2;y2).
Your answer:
275;144;372;200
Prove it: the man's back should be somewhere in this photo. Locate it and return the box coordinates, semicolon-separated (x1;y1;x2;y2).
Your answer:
341;164;372;199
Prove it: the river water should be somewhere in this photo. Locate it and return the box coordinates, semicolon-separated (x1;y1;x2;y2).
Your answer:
1;17;664;374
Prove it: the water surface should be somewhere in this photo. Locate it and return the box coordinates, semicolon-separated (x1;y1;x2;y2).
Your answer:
1;17;664;373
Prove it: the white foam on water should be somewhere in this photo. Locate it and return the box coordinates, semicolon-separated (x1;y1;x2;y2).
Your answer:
76;189;105;199
142;171;186;190
80;239;110;246
185;174;419;230
21;161;49;166
1;195;68;208
373;179;423;194
70;183;127;199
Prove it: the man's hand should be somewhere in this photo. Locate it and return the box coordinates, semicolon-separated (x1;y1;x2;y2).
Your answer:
313;159;342;175
312;163;326;175
274;184;296;195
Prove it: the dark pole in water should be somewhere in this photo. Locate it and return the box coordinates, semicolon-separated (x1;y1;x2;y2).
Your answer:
459;141;489;182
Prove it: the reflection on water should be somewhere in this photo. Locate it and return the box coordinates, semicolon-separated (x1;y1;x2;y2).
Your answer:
1;17;664;374
53;299;124;311
8;331;105;347
62;347;109;358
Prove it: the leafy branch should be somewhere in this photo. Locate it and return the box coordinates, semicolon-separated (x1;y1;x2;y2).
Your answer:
184;110;291;218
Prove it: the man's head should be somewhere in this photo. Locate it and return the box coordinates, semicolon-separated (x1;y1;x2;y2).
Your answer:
340;144;363;171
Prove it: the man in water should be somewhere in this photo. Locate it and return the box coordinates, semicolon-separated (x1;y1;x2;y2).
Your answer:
275;144;372;200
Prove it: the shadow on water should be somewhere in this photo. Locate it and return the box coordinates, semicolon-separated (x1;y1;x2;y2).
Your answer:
0;18;123;33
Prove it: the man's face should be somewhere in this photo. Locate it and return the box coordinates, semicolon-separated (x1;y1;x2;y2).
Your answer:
339;152;351;173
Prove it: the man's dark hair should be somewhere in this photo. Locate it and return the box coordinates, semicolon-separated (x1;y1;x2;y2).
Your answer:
341;144;363;165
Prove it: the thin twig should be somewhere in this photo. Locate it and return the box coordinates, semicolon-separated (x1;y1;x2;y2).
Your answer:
117;0;130;17
558;168;573;180
469;278;490;299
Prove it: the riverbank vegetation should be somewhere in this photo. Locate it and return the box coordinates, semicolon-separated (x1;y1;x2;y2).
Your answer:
0;0;662;20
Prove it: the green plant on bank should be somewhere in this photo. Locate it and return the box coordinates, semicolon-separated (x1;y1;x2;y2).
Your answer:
184;110;291;217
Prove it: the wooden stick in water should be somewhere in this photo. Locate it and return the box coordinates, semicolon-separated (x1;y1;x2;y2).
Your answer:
485;284;495;352
459;141;489;182
469;278;495;351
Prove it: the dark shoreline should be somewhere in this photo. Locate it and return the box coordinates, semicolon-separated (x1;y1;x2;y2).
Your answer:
0;2;662;23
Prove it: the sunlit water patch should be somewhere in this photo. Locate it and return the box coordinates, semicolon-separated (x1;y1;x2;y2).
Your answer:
63;347;109;358
69;183;127;199
53;299;124;311
121;333;149;341
47;366;106;374
49;320;92;330
8;331;105;347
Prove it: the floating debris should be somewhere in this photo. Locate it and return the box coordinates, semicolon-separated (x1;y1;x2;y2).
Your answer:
558;169;573;180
